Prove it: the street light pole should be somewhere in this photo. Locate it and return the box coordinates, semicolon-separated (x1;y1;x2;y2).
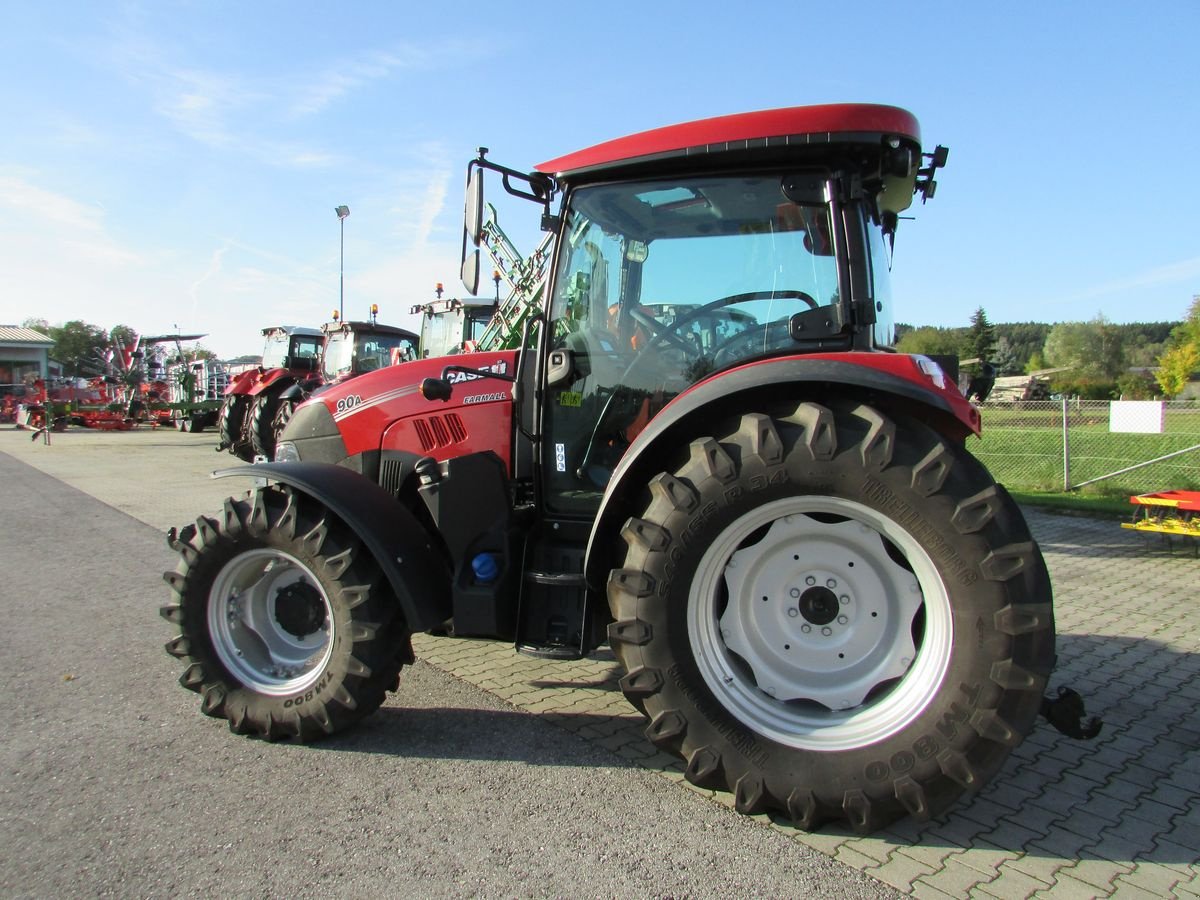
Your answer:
335;205;350;321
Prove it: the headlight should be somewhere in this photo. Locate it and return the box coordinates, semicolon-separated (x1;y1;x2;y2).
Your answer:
274;440;300;462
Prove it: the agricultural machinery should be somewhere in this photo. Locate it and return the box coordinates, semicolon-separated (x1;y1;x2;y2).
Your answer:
217;317;418;463
268;314;419;445
411;286;496;358
6;331;223;431
163;104;1094;833
215;325;324;461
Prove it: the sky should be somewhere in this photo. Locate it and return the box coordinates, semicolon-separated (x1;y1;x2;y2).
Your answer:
1;1;1197;359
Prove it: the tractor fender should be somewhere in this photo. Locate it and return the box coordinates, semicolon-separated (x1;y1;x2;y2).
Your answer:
278;381;305;401
583;355;976;590
245;370;297;398
213;461;451;632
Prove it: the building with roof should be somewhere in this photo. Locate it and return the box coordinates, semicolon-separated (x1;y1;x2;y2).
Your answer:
0;325;55;393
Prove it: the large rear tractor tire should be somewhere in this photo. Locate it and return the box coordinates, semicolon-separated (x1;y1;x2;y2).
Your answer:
608;401;1055;833
217;395;252;461
160;485;412;740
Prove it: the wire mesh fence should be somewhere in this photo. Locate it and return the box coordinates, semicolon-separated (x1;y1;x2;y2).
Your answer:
970;399;1200;495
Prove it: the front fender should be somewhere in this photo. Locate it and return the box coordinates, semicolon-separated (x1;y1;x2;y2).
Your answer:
214;462;451;632
583;355;976;591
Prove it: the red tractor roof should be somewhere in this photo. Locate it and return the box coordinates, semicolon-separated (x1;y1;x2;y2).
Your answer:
535;103;920;179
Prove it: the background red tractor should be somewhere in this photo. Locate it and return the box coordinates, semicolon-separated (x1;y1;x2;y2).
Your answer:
268;314;419;445
164;104;1094;833
216;325;324;461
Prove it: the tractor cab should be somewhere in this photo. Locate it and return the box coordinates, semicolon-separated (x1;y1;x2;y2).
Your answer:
321;318;418;383
460;105;944;515
411;289;497;358
261;325;324;373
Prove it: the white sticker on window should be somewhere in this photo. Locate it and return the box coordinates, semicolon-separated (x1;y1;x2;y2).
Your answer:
555;443;567;472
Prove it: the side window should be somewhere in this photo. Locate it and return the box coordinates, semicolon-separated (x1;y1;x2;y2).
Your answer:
866;221;896;348
551;218;623;342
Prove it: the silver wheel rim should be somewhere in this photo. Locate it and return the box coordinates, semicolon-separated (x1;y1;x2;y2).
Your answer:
688;495;953;751
208;548;333;695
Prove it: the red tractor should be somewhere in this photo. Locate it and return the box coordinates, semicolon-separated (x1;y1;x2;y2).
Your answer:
269;314;419;442
163;104;1088;833
216;325;324;461
411;285;498;358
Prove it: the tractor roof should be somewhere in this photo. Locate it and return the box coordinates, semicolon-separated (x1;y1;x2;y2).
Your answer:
324;321;419;340
262;325;324;338
136;333;207;345
535;103;920;181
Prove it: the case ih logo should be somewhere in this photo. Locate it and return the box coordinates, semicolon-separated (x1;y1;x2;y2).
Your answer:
446;360;508;384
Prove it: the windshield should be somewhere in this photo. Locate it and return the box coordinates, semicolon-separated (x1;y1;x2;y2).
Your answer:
419;306;495;359
543;173;842;512
324;330;416;379
262;333;322;369
548;174;839;381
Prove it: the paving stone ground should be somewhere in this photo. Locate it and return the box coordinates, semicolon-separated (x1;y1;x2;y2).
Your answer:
3;424;1197;898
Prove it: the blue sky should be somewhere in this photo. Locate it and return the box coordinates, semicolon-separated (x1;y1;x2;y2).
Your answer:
1;1;1196;358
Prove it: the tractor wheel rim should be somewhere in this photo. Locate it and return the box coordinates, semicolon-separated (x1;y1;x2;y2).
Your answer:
208;548;333;695
688;495;953;751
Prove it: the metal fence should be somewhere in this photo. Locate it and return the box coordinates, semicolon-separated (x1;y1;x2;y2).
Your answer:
969;399;1200;495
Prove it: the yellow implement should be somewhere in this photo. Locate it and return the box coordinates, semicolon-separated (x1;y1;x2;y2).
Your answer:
1123;491;1200;541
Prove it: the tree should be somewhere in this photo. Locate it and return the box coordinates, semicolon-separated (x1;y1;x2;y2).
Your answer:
996;322;1051;370
991;337;1021;376
1155;296;1200;397
48;320;109;378
108;324;138;349
20;317;51;334
895;326;963;357
1043;315;1126;379
963;307;997;367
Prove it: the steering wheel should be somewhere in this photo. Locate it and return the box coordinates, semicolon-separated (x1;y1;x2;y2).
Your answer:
573;289;819;483
628;305;693;353
636;289;817;353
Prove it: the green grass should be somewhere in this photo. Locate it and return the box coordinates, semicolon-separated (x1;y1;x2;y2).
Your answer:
958;401;1200;515
970;427;1200;495
1008;490;1135;519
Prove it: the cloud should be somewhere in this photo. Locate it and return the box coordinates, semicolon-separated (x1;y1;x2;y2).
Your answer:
286;46;437;117
0;173;143;270
1068;256;1200;302
0;174;106;232
391;167;452;249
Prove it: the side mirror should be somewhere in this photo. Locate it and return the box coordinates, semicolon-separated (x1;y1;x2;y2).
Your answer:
419;377;453;402
460;164;484;295
464;166;484;247
461;250;480;296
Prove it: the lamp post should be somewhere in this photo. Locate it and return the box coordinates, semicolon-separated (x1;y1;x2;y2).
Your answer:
335;205;350;321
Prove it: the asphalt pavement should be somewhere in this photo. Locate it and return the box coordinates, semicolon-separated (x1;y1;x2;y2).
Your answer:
0;428;897;899
2;425;1198;899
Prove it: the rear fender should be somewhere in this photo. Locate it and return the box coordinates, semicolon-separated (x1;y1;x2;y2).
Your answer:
214;462;451;631
583;355;977;590
224;369;264;396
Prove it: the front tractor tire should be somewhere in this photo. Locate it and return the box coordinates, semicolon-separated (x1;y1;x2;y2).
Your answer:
249;388;287;461
160;485;411;740
217;395;253;461
608;401;1055;833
